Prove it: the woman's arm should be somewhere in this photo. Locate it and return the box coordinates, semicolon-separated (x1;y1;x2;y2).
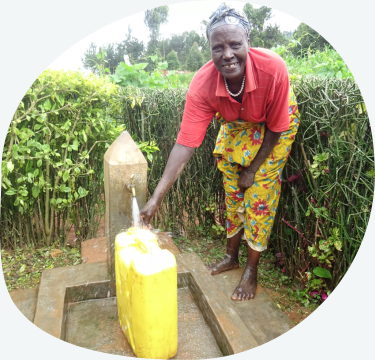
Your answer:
140;143;195;227
238;126;282;192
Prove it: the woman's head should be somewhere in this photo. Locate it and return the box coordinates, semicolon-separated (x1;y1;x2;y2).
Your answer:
206;3;251;82
206;3;250;40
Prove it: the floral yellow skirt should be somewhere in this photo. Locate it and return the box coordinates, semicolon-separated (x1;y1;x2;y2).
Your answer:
213;88;300;251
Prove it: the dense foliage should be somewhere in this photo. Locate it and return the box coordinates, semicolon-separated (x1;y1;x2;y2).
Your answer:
1;70;124;248
110;56;194;89
291;22;331;56
243;4;288;49
277;77;372;297
274;46;352;80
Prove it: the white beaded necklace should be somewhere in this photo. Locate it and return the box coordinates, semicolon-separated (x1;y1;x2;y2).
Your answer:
224;75;246;97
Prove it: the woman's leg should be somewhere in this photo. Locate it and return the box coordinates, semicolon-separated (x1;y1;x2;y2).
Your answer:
208;160;245;275
231;246;260;300
208;229;243;274
231;88;300;300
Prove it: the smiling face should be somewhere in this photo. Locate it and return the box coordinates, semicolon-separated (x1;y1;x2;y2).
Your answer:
209;25;250;84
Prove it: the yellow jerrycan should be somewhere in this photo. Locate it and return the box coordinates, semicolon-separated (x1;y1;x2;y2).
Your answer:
115;228;178;359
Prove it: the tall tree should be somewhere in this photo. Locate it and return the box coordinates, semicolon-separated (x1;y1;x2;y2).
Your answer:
81;45;110;75
283;31;293;41
185;42;205;71
292;23;331;56
168;33;187;62
243;4;287;48
123;25;145;62
81;43;98;73
244;4;272;33
166;50;180;70
166;30;206;65
81;26;145;74
144;6;169;55
181;31;206;64
105;44;118;74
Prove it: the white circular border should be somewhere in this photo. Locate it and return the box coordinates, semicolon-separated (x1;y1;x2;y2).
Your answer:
1;1;374;359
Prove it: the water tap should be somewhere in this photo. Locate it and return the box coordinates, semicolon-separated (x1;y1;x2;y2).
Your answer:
126;174;136;197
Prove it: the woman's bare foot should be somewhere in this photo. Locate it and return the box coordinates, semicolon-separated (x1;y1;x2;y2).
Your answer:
231;264;258;301
208;231;243;275
208;254;240;275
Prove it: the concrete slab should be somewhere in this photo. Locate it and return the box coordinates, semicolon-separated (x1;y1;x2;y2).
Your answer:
33;261;111;339
33;253;258;357
213;267;294;346
9;287;39;323
11;253;294;357
154;231;181;256
65;288;223;359
81;237;108;264
65;298;133;357
177;253;258;355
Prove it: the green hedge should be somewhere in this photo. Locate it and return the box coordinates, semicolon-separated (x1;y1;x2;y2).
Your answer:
1;70;124;248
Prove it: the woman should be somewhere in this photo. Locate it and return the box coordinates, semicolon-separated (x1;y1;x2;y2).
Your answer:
140;4;300;301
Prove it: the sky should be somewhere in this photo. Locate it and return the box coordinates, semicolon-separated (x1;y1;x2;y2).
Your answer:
49;1;301;72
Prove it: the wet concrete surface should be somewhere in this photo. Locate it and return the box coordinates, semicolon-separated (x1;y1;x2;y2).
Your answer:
65;298;132;356
9;287;39;323
175;287;222;359
28;253;293;358
153;231;181;256
213;267;294;345
32;253;257;356
34;261;110;339
65;287;222;359
177;254;257;355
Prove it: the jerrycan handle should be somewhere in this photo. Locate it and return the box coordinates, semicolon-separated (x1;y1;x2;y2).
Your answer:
135;237;160;255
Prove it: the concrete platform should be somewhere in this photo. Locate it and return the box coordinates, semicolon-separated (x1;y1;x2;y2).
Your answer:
31;253;257;356
9;287;39;323
213;268;293;346
64;288;223;359
81;236;108;264
9;233;294;358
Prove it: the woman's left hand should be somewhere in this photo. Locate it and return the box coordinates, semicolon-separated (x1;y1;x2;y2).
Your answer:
238;168;255;193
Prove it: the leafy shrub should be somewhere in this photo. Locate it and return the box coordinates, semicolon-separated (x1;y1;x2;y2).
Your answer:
272;44;353;79
110;55;193;89
1;69;124;248
166;50;180;70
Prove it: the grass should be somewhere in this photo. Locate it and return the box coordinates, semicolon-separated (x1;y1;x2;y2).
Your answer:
1;244;82;292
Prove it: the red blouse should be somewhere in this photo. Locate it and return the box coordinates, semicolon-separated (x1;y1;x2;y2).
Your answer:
176;47;290;148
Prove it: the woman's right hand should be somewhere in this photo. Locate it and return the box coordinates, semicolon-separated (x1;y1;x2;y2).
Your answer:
140;198;159;229
139;143;195;229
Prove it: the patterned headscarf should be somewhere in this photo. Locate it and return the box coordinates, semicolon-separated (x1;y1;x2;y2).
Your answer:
206;2;250;40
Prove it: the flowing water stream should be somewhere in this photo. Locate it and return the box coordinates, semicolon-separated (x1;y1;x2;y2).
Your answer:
131;196;143;229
